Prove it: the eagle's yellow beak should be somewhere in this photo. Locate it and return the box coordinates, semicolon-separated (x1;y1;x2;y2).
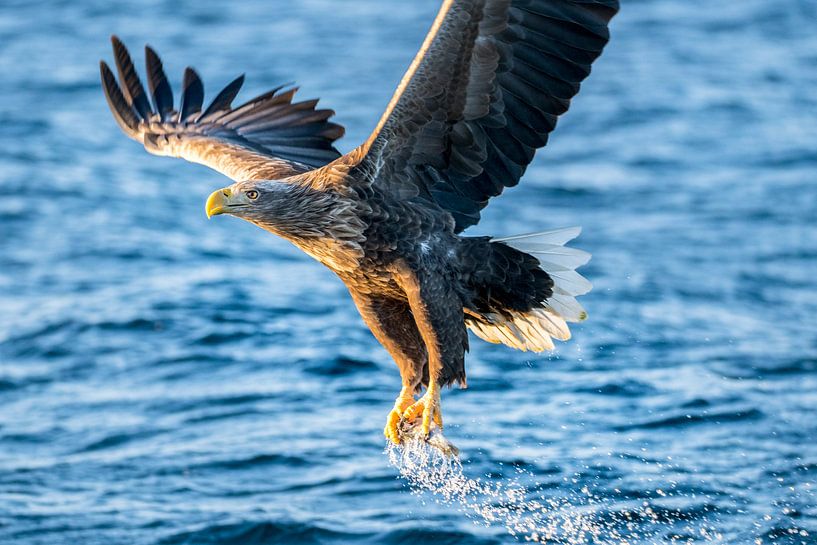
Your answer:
206;187;231;219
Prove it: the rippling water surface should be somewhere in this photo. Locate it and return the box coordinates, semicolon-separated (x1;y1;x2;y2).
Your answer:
1;1;816;543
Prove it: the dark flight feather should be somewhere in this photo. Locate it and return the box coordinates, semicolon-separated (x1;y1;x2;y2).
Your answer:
110;36;152;120
179;67;204;121
199;74;245;122
99;61;140;136
220;85;295;124
145;46;174;120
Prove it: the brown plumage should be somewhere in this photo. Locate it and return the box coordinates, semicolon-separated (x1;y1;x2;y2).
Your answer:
100;0;619;445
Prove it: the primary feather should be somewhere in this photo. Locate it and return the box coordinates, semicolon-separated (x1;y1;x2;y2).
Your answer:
100;37;345;181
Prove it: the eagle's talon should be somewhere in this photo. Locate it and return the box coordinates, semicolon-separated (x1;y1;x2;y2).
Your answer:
401;382;442;438
384;408;404;444
384;389;415;445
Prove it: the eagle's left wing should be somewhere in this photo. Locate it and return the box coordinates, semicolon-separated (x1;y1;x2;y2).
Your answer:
101;37;344;181
349;0;618;231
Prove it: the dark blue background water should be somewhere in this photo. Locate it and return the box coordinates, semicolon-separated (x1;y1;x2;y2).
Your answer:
1;1;816;543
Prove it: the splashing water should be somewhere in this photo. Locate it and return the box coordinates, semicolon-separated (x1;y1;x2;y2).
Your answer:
387;439;727;544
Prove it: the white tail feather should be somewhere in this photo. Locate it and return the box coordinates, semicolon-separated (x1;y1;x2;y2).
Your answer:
467;227;591;352
494;226;581;245
548;270;593;296
501;243;591;270
466;308;568;352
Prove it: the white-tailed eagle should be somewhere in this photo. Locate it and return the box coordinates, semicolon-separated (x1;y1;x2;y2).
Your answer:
101;0;618;444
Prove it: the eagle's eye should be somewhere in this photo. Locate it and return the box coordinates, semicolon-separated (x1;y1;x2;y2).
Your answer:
246;190;259;201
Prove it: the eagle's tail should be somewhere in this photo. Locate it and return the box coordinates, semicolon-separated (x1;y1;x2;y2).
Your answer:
463;227;592;352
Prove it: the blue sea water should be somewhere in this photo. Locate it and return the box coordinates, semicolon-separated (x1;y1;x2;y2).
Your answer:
1;0;816;543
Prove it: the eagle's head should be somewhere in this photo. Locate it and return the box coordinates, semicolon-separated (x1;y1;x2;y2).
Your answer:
204;178;367;271
204;179;352;244
205;180;320;233
205;180;282;222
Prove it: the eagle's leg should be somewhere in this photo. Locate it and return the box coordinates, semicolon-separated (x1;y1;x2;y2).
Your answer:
391;259;466;440
347;290;428;445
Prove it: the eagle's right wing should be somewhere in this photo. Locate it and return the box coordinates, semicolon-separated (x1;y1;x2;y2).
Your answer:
100;37;345;182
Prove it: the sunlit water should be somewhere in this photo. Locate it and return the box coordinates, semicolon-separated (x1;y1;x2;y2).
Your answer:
1;1;816;544
387;439;725;544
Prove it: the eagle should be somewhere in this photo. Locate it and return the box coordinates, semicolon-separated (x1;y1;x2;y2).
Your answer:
100;0;618;445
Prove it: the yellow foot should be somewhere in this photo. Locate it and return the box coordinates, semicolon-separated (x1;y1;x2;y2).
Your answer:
402;383;442;439
384;388;415;445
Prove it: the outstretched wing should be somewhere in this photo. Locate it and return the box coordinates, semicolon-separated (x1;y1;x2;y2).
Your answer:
100;36;345;181
353;0;618;231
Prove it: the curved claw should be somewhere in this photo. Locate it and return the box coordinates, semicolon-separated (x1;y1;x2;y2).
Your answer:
402;385;442;439
384;388;415;445
384;407;404;444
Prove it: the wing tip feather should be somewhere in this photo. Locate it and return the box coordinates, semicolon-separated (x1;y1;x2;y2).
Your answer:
198;73;246;121
180;66;205;121
144;44;174;118
99;60;141;137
